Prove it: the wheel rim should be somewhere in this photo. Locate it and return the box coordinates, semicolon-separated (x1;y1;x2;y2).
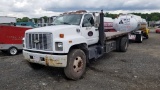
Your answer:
10;48;17;55
73;56;83;73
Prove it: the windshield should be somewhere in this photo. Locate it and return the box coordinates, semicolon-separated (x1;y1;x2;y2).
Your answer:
52;14;82;25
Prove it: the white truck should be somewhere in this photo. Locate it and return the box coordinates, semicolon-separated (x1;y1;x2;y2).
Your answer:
113;14;149;43
23;10;130;80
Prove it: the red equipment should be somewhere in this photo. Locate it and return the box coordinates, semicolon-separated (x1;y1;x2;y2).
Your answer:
0;25;31;55
103;17;116;32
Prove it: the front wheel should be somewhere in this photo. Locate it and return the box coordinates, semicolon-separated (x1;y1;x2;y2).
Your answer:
64;49;86;80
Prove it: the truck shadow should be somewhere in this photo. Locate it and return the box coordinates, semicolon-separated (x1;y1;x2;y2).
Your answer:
0;51;22;57
42;67;66;82
25;53;115;81
0;51;9;56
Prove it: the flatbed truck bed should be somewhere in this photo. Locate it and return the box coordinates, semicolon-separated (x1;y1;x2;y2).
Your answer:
105;31;129;40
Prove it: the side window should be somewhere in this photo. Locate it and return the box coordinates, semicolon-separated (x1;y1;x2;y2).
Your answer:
82;14;94;27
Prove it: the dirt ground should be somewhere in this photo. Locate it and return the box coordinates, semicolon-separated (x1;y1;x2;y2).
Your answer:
0;30;160;90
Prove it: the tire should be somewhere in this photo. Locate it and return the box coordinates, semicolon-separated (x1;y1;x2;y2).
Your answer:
120;36;129;52
7;47;18;56
27;62;44;70
135;34;143;43
64;49;86;80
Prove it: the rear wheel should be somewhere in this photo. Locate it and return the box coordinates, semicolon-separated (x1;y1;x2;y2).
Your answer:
64;49;86;80
7;47;18;55
136;34;143;43
120;36;129;52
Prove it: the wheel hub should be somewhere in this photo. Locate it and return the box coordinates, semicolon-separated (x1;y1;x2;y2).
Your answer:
73;56;83;72
10;48;17;55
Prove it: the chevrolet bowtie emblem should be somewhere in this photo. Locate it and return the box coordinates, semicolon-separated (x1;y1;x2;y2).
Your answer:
34;39;39;43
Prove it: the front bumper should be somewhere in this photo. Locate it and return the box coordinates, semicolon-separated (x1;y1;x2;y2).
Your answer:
23;50;67;67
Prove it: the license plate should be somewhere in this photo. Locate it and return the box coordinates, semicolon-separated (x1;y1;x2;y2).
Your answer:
34;55;40;62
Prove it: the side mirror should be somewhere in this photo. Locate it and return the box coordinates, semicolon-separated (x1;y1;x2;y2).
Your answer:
94;14;100;28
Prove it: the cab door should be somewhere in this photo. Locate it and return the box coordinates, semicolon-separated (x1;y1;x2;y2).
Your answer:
81;14;99;45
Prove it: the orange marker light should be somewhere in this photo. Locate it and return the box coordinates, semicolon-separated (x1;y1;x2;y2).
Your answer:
59;34;64;38
69;40;72;43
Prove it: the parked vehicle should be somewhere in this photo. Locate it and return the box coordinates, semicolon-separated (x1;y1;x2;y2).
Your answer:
0;25;32;55
16;22;37;28
23;10;130;80
113;14;149;43
0;17;32;55
155;26;160;33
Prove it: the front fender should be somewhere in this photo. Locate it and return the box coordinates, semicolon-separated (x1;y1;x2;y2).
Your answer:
54;35;87;53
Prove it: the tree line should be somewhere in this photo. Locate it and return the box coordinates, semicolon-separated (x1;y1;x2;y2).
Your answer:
16;12;160;22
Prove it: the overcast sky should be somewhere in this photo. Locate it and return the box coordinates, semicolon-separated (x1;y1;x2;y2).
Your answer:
0;0;160;18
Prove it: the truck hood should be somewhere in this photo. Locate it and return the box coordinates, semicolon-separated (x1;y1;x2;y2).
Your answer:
26;25;80;33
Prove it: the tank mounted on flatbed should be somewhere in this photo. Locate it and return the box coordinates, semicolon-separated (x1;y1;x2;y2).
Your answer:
113;14;149;43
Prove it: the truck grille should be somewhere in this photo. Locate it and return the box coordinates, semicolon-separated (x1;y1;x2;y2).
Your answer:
25;32;53;51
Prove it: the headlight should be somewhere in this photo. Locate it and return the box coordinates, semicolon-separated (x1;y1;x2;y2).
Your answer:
57;42;63;47
55;42;63;51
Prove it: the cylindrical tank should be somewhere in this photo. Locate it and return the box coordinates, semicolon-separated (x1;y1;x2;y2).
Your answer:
113;14;147;32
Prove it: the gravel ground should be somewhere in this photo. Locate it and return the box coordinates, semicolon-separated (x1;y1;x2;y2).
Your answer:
0;31;160;90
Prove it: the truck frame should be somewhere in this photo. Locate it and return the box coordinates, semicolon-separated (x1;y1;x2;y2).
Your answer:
23;10;129;80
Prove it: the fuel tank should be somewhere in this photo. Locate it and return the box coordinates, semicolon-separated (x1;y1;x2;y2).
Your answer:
113;14;147;32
